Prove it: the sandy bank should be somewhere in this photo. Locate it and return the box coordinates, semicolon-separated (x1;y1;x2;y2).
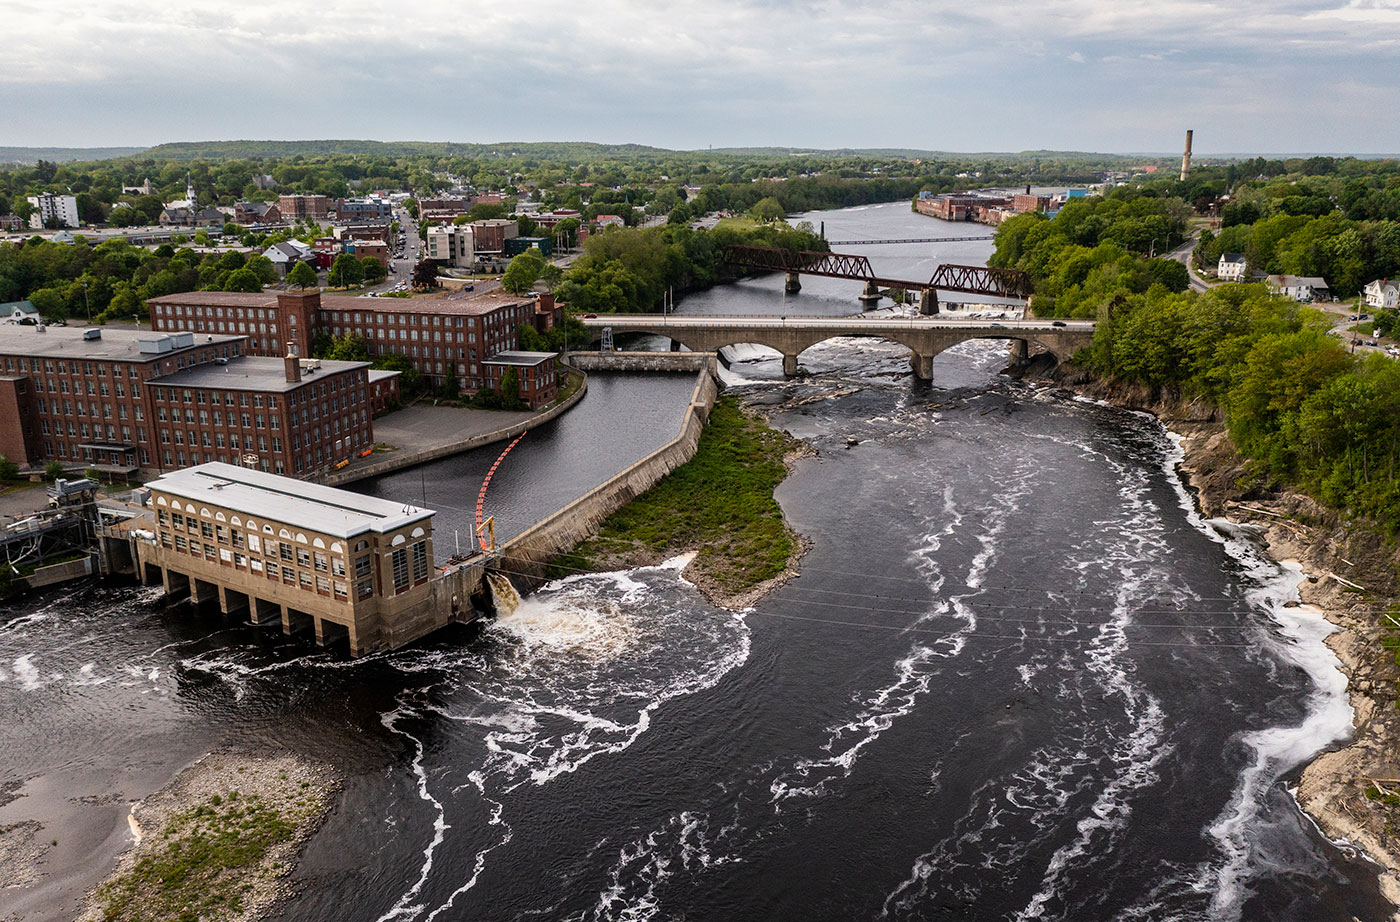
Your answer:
77;750;340;922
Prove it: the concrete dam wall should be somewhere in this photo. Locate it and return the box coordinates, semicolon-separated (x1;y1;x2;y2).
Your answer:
496;367;720;587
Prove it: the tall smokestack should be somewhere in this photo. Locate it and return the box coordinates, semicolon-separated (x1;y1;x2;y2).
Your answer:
1180;130;1194;181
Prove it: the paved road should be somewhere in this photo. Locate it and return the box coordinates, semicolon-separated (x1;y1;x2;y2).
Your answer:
1164;235;1212;292
580;314;1094;332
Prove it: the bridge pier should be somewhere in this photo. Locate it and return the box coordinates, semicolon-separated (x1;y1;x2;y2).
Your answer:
919;288;938;316
859;280;881;307
782;354;800;376
910;352;934;381
784;271;801;294
1009;339;1029;366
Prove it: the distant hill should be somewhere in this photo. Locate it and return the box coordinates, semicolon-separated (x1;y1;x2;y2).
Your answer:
138;139;682;160
0;146;148;164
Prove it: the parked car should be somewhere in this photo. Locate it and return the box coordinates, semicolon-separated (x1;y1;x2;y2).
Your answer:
1051;320;1067;327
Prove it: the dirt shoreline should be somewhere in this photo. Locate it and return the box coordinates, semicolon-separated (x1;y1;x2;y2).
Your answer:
75;750;340;922
1047;364;1400;912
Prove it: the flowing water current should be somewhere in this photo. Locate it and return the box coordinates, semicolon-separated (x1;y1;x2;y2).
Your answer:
0;202;1391;920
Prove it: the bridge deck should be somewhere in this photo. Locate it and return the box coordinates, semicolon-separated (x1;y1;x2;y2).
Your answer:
824;236;997;245
579;315;1093;333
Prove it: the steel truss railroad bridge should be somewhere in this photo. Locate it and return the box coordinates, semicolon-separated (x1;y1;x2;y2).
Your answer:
723;245;1034;313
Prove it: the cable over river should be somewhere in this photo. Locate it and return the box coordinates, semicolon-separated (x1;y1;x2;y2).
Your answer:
0;202;1390;920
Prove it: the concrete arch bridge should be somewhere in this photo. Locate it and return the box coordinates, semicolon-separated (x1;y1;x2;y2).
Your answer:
578;315;1094;380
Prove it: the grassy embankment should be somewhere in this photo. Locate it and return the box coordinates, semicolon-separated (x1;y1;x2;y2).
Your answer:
95;789;320;922
552;396;800;596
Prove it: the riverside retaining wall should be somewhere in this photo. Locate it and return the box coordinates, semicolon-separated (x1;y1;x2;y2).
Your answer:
496;367;721;588
566;352;718;374
328;369;588;487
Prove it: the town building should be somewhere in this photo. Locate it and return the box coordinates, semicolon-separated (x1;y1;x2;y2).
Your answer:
914;193;1013;224
345;239;389;266
470;219;519;255
26;192;80;229
0;324;374;478
482;351;559;409
1012;193;1052;214
312;237;342;270
505;236;554;258
0;215;25;232
425;224;475;268
1364;279;1400;310
146;290;544;393
235;201;283;225
2;300;39;323
1265;274;1330;302
334;198;393;222
368;369;401;412
122;179;157;196
593;215;625;230
140;461;442;655
278;194;331;221
1217;253;1248;281
263;240;315;275
533;209;582;229
334;223;393;246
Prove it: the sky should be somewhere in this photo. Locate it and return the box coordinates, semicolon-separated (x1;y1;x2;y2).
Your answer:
4;0;1400;155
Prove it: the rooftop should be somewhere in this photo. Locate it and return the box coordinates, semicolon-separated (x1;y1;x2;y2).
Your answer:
147;290;534;317
484;350;557;367
148;462;432;539
154;355;369;392
0;325;245;362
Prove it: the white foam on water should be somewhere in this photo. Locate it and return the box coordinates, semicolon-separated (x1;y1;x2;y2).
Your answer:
12;654;42;690
376;563;751;921
376;701;451;922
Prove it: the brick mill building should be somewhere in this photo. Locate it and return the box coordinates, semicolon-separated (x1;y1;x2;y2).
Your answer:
0;324;374;479
146;290;545;393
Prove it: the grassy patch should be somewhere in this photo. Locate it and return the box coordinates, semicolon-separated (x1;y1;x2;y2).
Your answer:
713;216;760;231
553;396;799;592
97;792;315;922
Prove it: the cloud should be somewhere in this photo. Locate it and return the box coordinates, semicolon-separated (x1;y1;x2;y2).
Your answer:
1;0;1399;151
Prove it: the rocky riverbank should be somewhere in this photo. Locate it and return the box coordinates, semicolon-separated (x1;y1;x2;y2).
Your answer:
77;750;340;922
1047;363;1400;911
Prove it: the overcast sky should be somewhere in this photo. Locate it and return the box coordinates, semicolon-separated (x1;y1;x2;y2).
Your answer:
5;0;1400;154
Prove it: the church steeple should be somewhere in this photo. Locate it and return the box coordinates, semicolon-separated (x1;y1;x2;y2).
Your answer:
185;172;196;206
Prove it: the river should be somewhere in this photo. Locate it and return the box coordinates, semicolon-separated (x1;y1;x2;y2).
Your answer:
0;201;1389;921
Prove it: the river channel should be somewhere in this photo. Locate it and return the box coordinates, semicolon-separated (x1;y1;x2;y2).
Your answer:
0;201;1390;920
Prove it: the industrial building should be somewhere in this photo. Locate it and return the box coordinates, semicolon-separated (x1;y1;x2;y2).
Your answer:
0;323;373;478
139;461;476;655
146;290;547;393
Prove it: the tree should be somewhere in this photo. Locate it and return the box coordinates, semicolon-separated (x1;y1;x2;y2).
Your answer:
224;268;263;292
245;254;279;285
501;249;546;295
468;203;507;222
330;253;365;287
28;288;66;322
0;456;18;480
361;257;387;282
750;196;785;222
412;259;438;290
286;261;319;289
44;460;64;482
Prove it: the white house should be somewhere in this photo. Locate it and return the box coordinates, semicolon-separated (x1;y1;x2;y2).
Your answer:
1217;252;1247;281
1363;279;1400;311
26;192;79;229
1265;274;1330;303
1;300;39;323
262;240;315;275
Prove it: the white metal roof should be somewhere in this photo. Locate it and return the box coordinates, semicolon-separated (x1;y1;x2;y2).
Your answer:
147;461;432;539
